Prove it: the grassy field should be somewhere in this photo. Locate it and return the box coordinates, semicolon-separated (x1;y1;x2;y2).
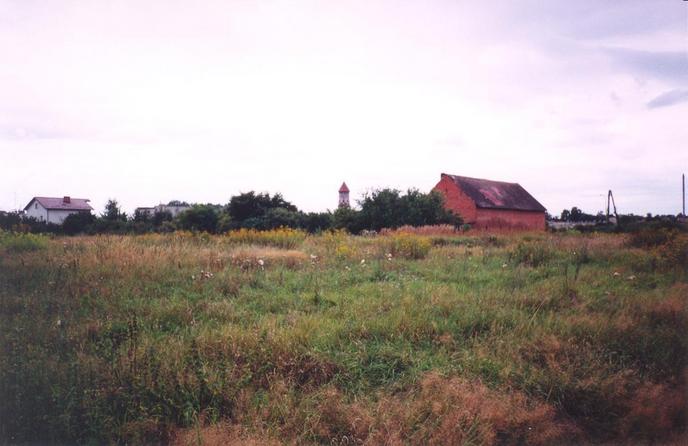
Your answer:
1;229;686;445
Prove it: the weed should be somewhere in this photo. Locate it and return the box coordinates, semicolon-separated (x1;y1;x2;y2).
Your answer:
223;228;306;249
0;230;49;253
387;233;431;260
509;241;553;267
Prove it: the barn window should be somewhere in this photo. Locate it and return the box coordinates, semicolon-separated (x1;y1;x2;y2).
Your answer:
35;203;38;209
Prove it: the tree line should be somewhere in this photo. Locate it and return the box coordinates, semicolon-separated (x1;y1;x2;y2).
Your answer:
0;189;461;235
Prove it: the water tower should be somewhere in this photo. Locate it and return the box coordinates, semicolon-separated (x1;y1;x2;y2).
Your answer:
338;182;350;208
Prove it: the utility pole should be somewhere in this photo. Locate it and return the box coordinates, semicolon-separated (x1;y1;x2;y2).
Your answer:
683;173;685;216
607;190;619;226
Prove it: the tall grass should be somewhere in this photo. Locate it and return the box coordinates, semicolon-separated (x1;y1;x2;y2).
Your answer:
0;230;48;253
0;230;685;444
223;228;306;249
386;233;431;259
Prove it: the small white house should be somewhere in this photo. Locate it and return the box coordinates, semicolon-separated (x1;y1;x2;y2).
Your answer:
23;196;93;224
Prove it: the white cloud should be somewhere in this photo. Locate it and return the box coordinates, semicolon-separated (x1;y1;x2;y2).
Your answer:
1;0;686;216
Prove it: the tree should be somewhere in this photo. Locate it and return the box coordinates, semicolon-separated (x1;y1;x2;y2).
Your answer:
260;208;303;230
167;200;189;206
152;210;173;227
333;206;362;233
303;212;333;233
356;188;460;231
175;205;218;233
560;207;597;223
569;207;583;222
62;212;95;235
0;211;22;231
133;209;151;223
358;188;403;231
225;191;298;228
399;189;459;227
102;199;125;221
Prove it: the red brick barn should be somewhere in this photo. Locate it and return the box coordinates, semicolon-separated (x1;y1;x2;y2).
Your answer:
432;174;546;230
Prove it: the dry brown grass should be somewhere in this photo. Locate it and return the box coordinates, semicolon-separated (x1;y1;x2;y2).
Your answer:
171;422;281;446
619;379;687;442
241;372;582;445
229;246;308;269
380;225;460;236
366;372;581;446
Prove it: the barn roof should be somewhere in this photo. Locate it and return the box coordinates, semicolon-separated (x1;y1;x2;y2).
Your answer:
24;197;93;211
339;182;350;193
442;174;546;212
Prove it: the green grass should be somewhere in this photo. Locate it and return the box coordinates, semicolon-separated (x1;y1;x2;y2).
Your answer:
0;231;686;444
0;230;49;253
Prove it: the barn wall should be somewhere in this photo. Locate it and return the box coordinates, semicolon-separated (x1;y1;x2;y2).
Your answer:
432;176;477;223
474;208;545;230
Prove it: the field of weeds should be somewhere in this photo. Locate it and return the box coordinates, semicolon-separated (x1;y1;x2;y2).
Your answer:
1;229;686;444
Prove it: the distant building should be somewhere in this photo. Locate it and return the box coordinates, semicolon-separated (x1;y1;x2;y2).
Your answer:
157;203;191;217
338;182;350;208
134;207;156;217
433;174;546;230
135;202;191;218
23;196;93;224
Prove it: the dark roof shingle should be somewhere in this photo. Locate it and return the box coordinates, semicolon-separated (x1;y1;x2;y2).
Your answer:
442;174;546;212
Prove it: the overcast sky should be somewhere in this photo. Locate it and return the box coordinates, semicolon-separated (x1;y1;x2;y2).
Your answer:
1;0;687;216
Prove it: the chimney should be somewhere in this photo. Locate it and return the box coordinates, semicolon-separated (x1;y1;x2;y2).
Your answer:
63;196;71;204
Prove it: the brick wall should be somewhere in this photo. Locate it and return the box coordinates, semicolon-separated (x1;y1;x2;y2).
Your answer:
475;208;545;230
432;176;477;223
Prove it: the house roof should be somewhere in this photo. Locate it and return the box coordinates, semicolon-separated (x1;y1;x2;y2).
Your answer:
24;197;93;211
339;182;350;193
442;174;546;212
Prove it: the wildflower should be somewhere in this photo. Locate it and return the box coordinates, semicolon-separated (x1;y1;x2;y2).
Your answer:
360;259;366;264
502;263;508;268
345;266;351;271
627;275;636;281
258;259;264;266
613;272;620;277
386;253;393;261
310;254;318;260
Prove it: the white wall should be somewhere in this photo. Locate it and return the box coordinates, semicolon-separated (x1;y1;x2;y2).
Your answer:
24;200;48;221
47;209;84;224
